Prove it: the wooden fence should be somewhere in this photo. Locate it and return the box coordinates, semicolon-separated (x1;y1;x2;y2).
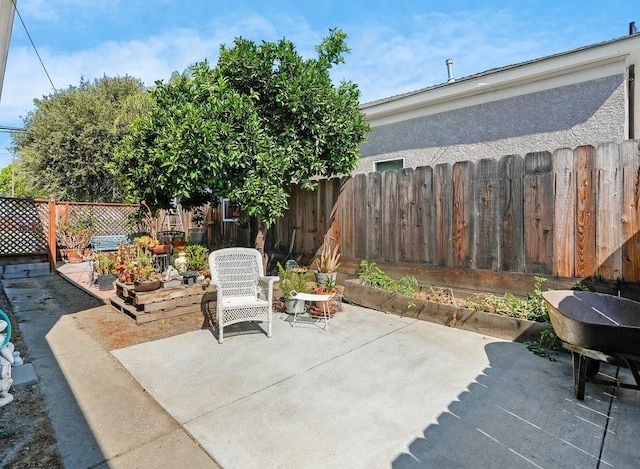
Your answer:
268;140;640;283
5;140;638;283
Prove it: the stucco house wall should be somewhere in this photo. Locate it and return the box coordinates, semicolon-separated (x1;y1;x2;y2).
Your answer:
355;33;639;174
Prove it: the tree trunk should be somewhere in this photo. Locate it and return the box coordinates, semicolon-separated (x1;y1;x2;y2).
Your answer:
251;216;268;274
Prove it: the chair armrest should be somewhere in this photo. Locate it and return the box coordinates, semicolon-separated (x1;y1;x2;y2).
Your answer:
258;275;279;286
257;276;279;302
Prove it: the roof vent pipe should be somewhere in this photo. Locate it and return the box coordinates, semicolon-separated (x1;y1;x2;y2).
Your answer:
446;59;455;83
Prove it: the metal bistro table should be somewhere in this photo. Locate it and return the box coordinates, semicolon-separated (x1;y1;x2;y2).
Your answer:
289;291;336;330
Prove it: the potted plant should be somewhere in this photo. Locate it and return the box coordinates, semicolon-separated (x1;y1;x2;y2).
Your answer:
132;247;161;291
277;262;313;314
93;252;118;291
56;220;94;263
185;244;210;277
312;276;339;316
314;233;340;286
115;243;136;283
133;235;159;252
134;201;169;254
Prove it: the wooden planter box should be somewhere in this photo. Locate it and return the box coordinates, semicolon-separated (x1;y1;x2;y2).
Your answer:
111;281;215;324
343;279;548;342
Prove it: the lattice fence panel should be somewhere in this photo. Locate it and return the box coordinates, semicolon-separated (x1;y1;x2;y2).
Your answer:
0;197;48;255
65;204;139;236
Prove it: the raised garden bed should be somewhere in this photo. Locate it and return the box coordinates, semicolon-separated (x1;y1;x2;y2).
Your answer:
343;278;549;342
110;281;215;324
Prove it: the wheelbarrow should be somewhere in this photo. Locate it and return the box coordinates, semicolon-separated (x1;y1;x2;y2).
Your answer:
542;290;640;400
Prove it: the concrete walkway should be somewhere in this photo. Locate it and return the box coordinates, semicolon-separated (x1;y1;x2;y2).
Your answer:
2;272;217;468
3;268;640;468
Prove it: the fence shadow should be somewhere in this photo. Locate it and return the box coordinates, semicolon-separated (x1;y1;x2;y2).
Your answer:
392;341;618;468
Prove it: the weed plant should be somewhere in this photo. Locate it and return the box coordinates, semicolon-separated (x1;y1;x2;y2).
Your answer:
358;261;565;359
358;260;418;296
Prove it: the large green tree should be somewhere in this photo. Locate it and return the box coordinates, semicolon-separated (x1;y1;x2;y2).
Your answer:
0;163;30;197
112;29;369;227
12;75;146;201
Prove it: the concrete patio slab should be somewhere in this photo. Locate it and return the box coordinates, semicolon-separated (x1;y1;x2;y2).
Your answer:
4;270;638;468
112;304;639;468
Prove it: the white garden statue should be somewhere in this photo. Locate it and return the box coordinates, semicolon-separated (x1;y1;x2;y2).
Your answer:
1;314;23;407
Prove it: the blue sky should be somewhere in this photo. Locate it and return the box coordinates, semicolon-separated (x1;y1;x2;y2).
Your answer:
0;0;638;168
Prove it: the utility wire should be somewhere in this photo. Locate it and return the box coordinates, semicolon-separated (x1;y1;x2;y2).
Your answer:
11;0;57;93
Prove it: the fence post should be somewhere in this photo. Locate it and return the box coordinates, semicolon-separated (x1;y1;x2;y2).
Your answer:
48;199;57;272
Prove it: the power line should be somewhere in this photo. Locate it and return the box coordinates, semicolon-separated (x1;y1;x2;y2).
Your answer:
11;0;57;94
0;125;26;133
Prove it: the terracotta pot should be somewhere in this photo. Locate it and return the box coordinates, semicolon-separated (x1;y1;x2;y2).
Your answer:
152;244;169;254
171;240;187;251
313;287;336;311
133;279;161;292
65;248;84;264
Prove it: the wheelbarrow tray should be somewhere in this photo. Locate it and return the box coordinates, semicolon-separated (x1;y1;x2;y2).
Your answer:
543;290;640;399
543;290;640;356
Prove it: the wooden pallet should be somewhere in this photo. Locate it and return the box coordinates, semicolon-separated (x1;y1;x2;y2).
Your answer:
111;281;215;324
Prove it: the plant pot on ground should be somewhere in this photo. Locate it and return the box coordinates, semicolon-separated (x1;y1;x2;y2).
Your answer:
93;252;118;291
56;218;94;263
312;276;339;315
277;262;313;314
64;248;85;263
314;233;340;286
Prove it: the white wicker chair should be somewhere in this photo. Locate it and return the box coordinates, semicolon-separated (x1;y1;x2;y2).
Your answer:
208;247;279;344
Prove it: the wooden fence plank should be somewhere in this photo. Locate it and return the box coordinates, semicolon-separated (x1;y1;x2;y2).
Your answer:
330;178;342;248
398;168;416;263
621;140;640;282
474;158;499;270
382;170;399;261
452;161;473;267
366;172;383;260
499;154;524;272
317;179;329;246
301;186;318;255
434;163;453;266
552;148;575;277
524;151;553;274
337;177;355;259
596;142;621;280
290;184;303;254
352;174;368;259
574;145;597;278
415;166;434;264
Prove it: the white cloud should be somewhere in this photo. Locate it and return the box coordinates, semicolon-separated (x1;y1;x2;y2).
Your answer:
0;5;623;158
